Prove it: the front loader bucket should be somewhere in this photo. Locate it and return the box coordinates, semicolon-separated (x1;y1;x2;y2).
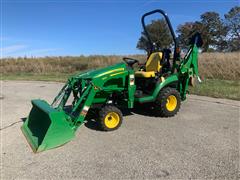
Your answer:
21;99;75;152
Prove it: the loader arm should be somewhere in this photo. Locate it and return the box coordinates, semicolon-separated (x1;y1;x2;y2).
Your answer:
21;77;98;152
21;62;130;152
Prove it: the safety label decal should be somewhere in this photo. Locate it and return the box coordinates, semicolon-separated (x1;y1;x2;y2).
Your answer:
81;106;89;116
130;74;135;85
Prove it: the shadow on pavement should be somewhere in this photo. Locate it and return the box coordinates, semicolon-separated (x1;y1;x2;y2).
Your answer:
21;117;27;122
131;103;159;117
84;108;134;131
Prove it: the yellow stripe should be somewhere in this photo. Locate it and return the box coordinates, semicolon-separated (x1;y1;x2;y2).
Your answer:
110;72;125;77
95;68;124;78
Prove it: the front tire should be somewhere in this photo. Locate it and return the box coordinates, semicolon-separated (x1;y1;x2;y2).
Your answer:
155;87;181;117
98;105;123;131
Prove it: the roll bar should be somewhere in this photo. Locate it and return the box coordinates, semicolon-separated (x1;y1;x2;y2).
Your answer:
141;9;179;73
141;9;177;47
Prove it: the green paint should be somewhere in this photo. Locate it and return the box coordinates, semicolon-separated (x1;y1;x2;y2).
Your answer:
21;100;75;152
22;63;131;152
22;44;200;152
21;10;202;152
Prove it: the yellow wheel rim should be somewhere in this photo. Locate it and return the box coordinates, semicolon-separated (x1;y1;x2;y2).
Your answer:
104;112;120;129
166;95;177;111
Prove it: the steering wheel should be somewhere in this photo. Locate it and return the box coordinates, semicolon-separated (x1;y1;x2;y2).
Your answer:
123;57;139;68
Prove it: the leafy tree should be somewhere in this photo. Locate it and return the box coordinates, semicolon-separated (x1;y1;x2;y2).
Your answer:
136;19;173;52
177;12;228;52
200;12;228;52
176;22;203;49
224;6;240;51
176;22;194;48
139;7;239;53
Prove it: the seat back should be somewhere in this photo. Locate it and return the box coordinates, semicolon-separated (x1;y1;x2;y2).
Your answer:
146;52;163;72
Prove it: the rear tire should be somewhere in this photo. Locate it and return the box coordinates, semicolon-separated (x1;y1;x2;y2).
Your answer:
155;87;181;117
98;105;123;131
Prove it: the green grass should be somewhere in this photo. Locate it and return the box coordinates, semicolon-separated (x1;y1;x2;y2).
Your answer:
2;74;239;100
189;79;240;100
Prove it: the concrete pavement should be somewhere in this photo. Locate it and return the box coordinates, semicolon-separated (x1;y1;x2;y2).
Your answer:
1;81;239;179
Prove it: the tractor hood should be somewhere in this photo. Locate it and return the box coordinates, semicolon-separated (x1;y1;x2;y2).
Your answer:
73;62;127;80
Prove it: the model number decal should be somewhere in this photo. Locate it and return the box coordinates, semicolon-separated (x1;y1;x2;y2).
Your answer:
130;74;135;85
80;106;90;116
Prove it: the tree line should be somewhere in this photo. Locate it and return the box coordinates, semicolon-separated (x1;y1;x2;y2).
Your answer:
137;6;240;52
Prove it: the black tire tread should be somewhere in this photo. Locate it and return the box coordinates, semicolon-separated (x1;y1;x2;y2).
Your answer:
98;105;123;131
155;87;181;117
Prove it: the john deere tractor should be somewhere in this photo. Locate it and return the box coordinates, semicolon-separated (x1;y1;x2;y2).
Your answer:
22;9;202;152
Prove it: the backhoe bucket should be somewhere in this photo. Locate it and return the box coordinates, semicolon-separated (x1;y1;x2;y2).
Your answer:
21;99;75;152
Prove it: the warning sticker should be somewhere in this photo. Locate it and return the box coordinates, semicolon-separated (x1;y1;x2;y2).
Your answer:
130;74;135;85
80;106;89;116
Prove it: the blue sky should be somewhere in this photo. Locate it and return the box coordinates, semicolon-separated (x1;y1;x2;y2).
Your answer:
1;0;238;57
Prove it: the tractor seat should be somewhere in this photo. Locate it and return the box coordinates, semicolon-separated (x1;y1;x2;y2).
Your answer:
135;52;163;78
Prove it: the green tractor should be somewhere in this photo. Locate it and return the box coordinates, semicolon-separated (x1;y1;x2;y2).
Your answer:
22;9;202;152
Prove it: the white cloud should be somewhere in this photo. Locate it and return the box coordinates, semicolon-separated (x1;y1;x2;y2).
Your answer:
0;44;27;54
1;46;61;57
25;48;60;55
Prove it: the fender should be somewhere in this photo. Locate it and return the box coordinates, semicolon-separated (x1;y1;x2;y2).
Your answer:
152;74;179;99
135;74;179;103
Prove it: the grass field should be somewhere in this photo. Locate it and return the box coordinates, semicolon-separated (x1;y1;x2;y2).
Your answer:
1;52;239;80
1;52;240;100
189;79;239;100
